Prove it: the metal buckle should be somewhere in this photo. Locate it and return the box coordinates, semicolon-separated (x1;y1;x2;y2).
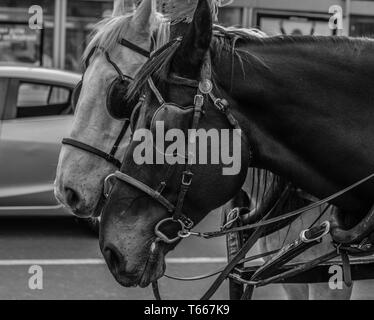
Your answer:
182;171;193;186
300;221;331;243
179;215;194;230
194;94;204;107
103;173;116;198
214;98;228;113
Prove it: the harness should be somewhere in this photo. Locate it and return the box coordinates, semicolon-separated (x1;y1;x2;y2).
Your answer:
104;52;249;244
62;39;150;169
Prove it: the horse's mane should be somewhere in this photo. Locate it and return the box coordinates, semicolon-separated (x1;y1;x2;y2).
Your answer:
127;25;373;100
82;11;170;65
127;25;267;100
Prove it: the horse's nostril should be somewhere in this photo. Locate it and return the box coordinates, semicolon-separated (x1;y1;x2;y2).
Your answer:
64;187;80;209
104;246;124;273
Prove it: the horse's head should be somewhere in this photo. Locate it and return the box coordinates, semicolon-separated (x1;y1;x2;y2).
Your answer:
54;0;169;218
100;0;251;288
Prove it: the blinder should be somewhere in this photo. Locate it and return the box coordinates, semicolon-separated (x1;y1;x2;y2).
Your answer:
72;48;138;120
72;76;138;121
106;77;135;120
151;103;195;132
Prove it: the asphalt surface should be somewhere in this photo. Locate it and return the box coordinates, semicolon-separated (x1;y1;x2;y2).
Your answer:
0;212;373;300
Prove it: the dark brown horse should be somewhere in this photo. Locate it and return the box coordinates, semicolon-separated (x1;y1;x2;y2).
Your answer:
99;0;374;288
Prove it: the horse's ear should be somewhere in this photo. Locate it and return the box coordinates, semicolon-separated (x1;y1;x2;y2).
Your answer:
112;0;135;17
172;0;213;78
131;0;155;32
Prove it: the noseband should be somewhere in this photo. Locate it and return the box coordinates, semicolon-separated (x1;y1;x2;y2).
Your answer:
62;39;150;168
104;53;251;244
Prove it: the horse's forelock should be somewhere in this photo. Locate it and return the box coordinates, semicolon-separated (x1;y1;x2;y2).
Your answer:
82;11;169;66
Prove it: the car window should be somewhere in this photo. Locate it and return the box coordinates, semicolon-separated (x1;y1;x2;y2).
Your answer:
16;82;72;118
0;79;8;119
49;87;70;104
17;83;50;107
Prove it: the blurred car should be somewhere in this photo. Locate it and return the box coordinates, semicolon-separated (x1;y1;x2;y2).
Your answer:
0;65;98;231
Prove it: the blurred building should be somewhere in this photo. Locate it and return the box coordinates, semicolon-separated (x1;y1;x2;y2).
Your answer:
0;0;373;72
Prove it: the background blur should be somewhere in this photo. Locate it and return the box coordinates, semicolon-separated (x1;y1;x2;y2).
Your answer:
1;0;374;72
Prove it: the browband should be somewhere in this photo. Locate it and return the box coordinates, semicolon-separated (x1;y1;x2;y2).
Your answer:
120;38;150;58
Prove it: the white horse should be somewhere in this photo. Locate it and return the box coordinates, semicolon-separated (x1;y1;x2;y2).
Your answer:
54;0;170;217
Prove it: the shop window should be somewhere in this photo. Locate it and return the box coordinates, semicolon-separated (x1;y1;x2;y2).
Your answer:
218;7;242;27
0;0;55;66
65;0;113;72
350;16;374;37
258;14;331;36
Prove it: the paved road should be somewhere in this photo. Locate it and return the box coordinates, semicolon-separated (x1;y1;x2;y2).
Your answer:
0;212;373;300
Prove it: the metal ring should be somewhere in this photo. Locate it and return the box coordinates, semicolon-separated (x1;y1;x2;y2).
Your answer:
221;207;240;231
300;221;331;243
154;218;185;244
178;230;191;238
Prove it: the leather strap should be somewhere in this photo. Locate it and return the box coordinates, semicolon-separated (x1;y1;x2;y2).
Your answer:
251;222;330;281
201;186;291;300
198;173;374;239
172;97;204;222
62;138;121;168
105;52;134;82
114;171;175;212
109;120;129;156
341;251;352;287
257;250;340;287
152;281;161;300
120;38;150;58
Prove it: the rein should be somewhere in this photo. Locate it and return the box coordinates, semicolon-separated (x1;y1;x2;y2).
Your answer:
183;173;374;240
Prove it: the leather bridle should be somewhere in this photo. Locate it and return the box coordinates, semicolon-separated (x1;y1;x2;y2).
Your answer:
104;52;251;244
62;39;150;168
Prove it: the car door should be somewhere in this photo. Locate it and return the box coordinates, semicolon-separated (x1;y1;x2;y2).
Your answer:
0;78;74;207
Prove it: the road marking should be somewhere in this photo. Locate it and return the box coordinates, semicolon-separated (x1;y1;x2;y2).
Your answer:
0;257;228;266
0;259;105;266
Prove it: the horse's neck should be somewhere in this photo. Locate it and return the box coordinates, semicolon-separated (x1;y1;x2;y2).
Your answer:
214;37;374;212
